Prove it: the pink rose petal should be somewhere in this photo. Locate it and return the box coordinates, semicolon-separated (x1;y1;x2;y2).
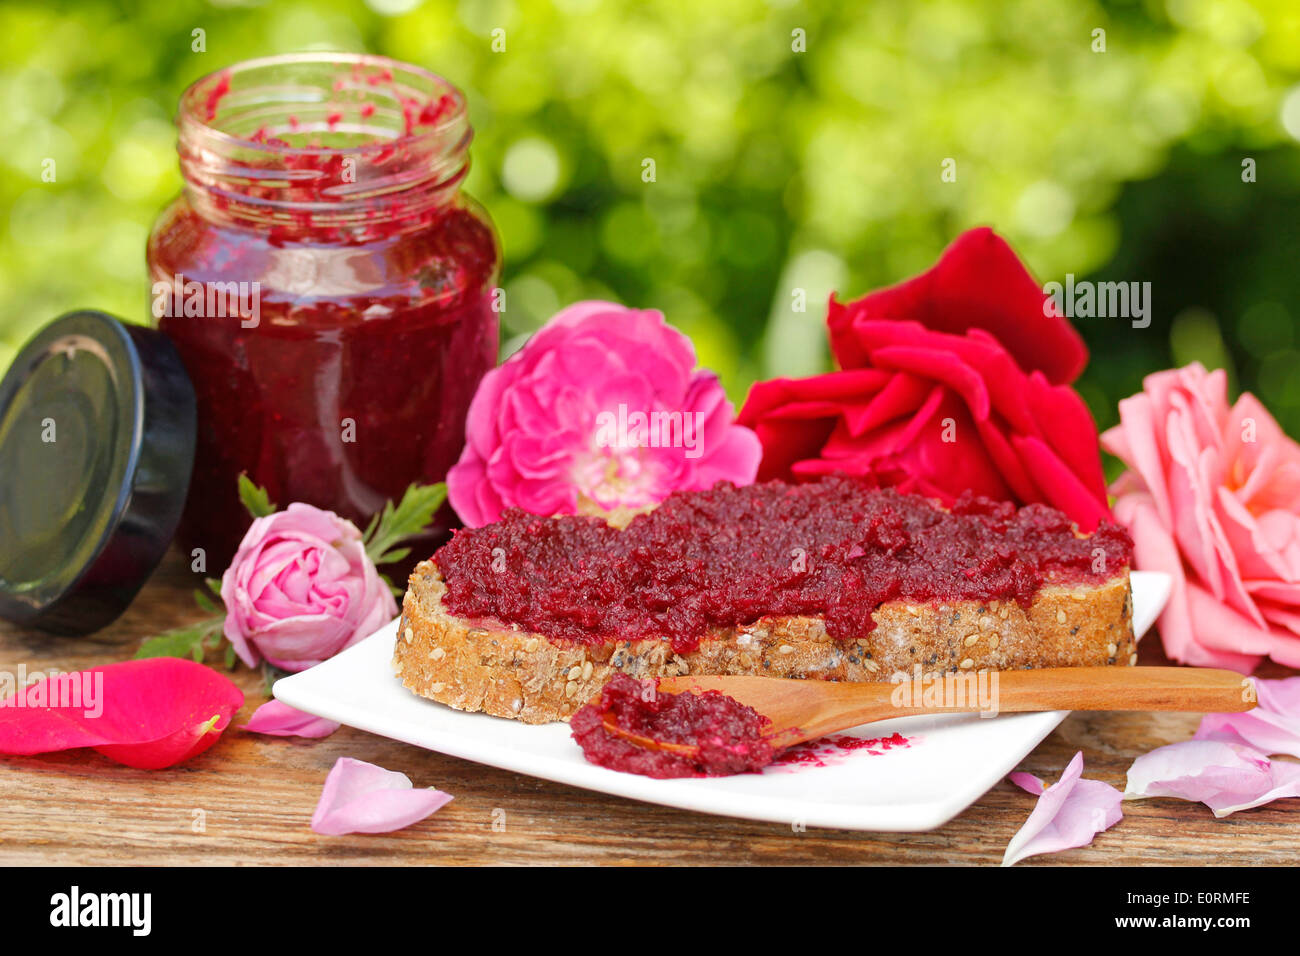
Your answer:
1124;739;1300;817
1009;771;1045;795
1194;676;1300;760
1002;752;1123;866
310;757;453;835
0;658;244;770
242;699;340;739
1211;761;1300;816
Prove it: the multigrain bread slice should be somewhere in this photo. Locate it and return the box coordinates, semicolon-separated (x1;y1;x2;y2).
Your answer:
393;561;1135;725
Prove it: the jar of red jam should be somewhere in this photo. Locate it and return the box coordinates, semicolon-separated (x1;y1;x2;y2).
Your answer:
148;53;500;568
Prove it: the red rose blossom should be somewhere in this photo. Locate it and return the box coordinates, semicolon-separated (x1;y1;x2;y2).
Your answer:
828;227;1088;385
738;229;1110;530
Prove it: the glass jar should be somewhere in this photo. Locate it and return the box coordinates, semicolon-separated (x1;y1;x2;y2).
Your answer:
148;54;500;569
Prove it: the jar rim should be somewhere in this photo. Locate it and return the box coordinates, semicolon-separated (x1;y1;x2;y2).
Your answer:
178;52;467;157
175;52;472;238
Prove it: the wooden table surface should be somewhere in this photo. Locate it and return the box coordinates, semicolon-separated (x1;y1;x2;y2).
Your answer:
1;550;1296;866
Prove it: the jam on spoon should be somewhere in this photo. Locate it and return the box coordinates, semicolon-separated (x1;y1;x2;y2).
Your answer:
570;674;780;778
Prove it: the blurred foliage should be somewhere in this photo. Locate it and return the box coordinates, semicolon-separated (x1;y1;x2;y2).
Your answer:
3;0;1300;446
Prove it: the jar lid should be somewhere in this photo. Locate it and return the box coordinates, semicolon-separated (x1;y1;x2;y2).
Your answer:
0;310;196;635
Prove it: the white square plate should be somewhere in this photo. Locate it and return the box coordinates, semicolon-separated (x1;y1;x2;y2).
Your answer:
275;571;1170;831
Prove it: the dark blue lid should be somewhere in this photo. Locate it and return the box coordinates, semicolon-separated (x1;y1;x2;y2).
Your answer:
0;310;196;635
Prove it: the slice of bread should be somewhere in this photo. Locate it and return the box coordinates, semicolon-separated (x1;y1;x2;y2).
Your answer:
393;559;1135;724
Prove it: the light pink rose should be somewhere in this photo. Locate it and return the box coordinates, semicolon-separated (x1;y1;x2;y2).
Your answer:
220;503;398;672
447;301;762;526
1101;363;1300;670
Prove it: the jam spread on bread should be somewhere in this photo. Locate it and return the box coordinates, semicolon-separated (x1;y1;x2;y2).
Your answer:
570;674;777;777
434;477;1133;656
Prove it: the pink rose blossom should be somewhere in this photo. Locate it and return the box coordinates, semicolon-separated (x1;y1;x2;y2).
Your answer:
220;503;398;673
1101;363;1300;670
447;301;762;527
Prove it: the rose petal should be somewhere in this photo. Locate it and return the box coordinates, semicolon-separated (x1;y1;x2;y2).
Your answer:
1124;739;1300;817
1010;433;1112;532
1194;677;1300;760
1209;760;1300;815
1002;752;1123;866
828;227;1088;384
1009;771;1045;795
0;658;244;770
310;757;453;835
242;699;340;739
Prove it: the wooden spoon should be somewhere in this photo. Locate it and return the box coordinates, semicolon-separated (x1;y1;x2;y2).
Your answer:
601;667;1255;758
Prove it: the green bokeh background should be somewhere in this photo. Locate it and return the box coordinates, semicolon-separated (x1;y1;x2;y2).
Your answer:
4;0;1300;451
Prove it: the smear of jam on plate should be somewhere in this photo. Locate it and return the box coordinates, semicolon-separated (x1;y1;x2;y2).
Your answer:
771;732;912;770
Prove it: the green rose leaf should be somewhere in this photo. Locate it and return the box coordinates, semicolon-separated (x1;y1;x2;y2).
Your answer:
363;483;447;568
237;473;277;519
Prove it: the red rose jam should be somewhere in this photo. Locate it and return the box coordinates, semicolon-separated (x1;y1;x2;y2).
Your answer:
148;55;500;566
436;477;1133;655
570;674;778;778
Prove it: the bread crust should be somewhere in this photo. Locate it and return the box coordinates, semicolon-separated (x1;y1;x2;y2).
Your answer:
393;560;1136;724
